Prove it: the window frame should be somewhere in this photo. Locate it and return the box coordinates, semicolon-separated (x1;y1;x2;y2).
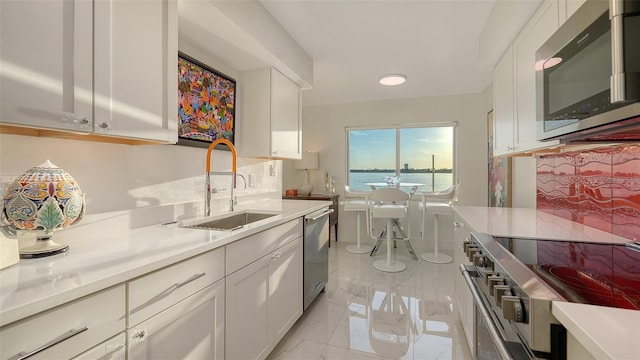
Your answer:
345;122;457;192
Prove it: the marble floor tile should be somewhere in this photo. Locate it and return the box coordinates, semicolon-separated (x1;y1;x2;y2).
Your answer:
269;241;472;360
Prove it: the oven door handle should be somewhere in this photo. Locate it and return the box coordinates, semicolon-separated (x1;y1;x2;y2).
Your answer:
460;264;515;360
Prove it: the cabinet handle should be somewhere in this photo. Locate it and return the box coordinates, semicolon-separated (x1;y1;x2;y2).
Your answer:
271;253;281;260
98;122;111;130
9;327;88;360
610;0;625;103
80;117;90;126
453;222;463;228
132;330;148;341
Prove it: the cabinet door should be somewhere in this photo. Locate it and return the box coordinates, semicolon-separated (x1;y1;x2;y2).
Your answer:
128;280;225;360
452;216;475;356
560;0;588;24
514;0;560;152
0;0;93;132
270;237;303;345
492;46;515;156
93;0;177;142
270;68;302;159
225;255;271;360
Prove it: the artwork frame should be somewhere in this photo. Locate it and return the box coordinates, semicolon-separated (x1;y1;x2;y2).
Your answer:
487;110;512;207
177;52;236;149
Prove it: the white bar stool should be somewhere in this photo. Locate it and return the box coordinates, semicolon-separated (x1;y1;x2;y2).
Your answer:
344;186;373;254
366;188;412;273
418;185;456;264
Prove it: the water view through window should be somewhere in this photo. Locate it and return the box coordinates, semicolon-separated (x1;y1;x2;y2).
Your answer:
348;126;454;192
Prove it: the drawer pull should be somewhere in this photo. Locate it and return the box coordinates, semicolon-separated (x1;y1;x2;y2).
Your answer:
9;327;88;360
271;253;281;260
130;273;207;315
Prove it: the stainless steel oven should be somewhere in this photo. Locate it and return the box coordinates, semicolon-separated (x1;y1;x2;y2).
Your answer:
460;233;567;360
460;232;640;360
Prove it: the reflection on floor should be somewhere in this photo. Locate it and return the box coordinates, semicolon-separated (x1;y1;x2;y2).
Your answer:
267;241;473;360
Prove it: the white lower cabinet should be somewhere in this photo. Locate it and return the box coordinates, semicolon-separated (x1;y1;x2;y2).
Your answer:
0;219;305;360
126;247;226;359
453;213;475;356
0;285;125;360
72;333;126;360
225;236;303;360
128;279;225;360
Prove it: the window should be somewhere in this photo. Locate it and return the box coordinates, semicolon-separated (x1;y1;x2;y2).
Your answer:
347;125;454;192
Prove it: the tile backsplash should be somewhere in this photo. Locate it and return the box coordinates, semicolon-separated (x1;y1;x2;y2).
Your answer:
537;144;640;241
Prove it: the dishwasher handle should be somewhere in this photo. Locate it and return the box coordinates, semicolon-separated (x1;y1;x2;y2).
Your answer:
305;209;334;223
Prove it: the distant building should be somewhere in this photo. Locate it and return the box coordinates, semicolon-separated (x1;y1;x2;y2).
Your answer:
404;163;409;170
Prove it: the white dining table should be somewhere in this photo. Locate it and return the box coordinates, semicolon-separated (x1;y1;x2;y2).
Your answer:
365;182;424;194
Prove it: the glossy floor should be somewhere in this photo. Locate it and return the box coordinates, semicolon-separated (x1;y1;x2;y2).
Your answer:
267;240;473;360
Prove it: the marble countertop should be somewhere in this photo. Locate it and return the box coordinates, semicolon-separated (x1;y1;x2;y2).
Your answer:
553;302;640;359
0;199;331;327
452;205;631;244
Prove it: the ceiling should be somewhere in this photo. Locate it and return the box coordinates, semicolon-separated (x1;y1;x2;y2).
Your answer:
259;0;498;107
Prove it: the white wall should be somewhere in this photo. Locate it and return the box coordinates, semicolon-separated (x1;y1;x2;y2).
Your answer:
285;93;488;206
0;134;282;218
283;92;488;253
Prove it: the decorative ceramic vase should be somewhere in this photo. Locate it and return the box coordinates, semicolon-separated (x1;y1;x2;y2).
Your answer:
2;160;85;258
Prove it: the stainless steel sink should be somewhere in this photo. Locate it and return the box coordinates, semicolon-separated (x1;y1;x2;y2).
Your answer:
181;212;277;231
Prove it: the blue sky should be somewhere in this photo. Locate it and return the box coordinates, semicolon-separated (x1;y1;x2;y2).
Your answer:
349;127;453;169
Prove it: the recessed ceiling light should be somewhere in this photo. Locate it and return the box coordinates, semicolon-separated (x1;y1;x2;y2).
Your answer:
379;74;406;86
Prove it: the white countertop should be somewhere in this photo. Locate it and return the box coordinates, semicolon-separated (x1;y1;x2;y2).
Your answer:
0;199;331;327
452;205;631;244
553;302;640;360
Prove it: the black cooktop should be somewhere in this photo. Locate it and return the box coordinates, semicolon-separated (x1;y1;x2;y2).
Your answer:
496;238;640;310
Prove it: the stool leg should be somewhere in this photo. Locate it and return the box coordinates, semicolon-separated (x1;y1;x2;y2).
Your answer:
420;213;452;264
373;219;405;272
346;211;372;254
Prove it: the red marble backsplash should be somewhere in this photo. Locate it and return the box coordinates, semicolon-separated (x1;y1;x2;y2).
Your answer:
537;144;640;241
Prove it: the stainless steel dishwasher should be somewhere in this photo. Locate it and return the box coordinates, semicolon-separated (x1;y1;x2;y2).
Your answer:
303;207;333;310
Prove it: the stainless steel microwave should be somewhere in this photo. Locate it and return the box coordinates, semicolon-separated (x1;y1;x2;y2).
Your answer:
536;0;640;142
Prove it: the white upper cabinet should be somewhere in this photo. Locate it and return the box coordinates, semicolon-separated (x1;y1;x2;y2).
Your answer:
492;0;561;156
513;0;560;153
93;0;177;142
0;0;177;143
0;0;93;132
239;67;302;159
559;0;588;24
493;46;516;156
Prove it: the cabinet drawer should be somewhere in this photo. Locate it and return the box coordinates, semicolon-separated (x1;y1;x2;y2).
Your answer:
128;247;225;326
0;285;125;360
226;218;303;275
72;333;126;360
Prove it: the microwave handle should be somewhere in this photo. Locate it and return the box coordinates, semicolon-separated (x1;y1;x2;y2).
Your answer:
610;0;625;103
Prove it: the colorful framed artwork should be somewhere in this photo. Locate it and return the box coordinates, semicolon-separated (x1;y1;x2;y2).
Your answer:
487;110;512;207
177;52;236;149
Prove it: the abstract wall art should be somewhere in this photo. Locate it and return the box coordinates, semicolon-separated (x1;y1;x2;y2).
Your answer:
177;52;236;149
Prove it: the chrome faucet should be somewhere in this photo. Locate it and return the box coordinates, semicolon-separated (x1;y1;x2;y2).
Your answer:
205;139;238;216
233;174;247;207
